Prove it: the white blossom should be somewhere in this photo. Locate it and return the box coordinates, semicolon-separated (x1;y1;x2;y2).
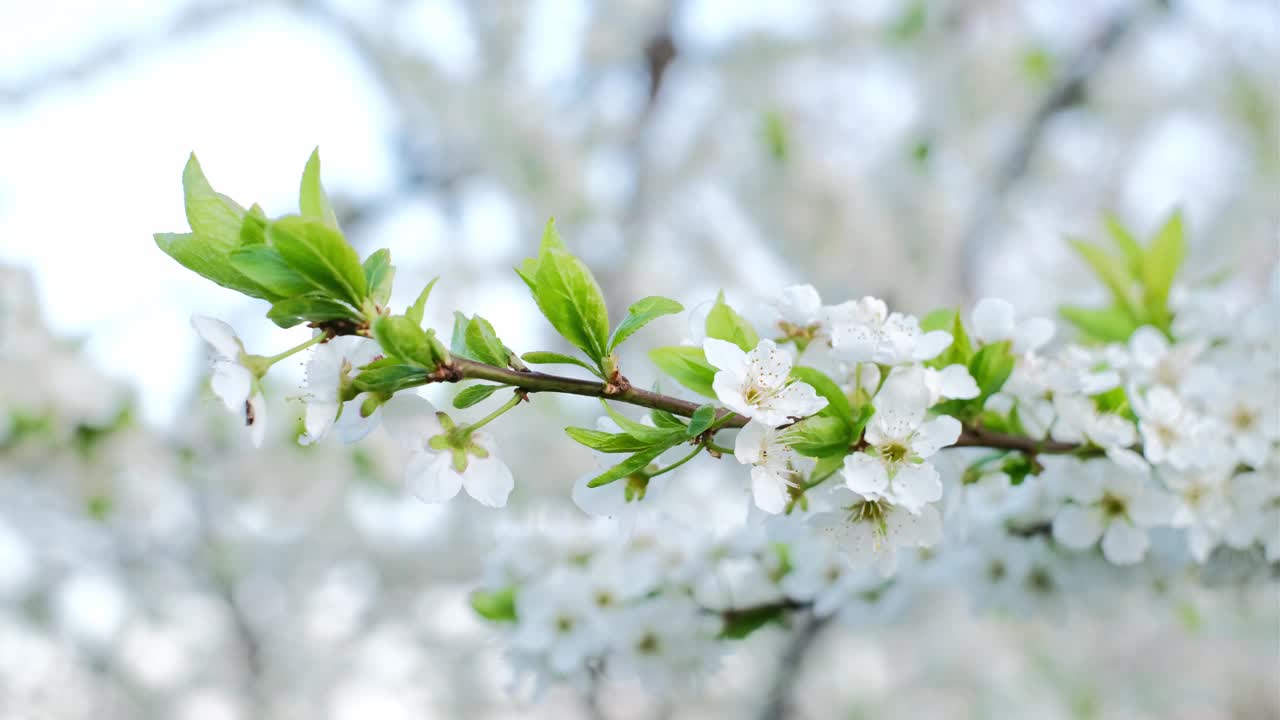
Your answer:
733;420;804;514
970;297;1055;355
191;315;266;447
811;487;943;576
826;297;952;365
841;371;960;513
703;338;827;425
1051;459;1174;565
299;336;384;445
382;393;514;508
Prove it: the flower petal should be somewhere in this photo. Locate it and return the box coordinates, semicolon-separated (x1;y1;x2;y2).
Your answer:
406;450;463;503
912;415;961;457
1100;521;1148;565
572;472;626;516
463;455;515;508
971;298;1015;343
380;393;443;450
191;315;243;359
890;462;942;510
841;453;889;498
1052;504;1104;548
702;338;747;374
750;466;790;514
210;361;252;412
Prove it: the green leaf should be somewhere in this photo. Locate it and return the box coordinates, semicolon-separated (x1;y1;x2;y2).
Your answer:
514;219;568;290
648;346;718;398
453;384;505;409
790;367;850;425
565;427;656;453
182;153;245;245
374;315;439;368
650;409;687;430
785;416;853;457
1059;305;1139;343
267;215;368;307
920;308;957;333
1140;210;1186;329
809;452;846;485
449;312;477;361
265;294;359;328
601;401;685;444
609;296;684;352
521;351;603;378
229;245;313;298
686;404;717;438
470;587;517;622
721;605;787;639
465;315;510;367
154;232;275;300
927;310;972;369
362;249;395;307
705;291;759;351
533;247;611;364
353;363;429;394
406;277;439;327
240;204;268;245
1103;212;1143;278
586;444;670;488
299;147;340;230
1069;239;1138;320
969;340;1016;402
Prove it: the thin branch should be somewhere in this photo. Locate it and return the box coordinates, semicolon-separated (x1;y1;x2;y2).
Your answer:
959;7;1145;296
437;357;1119;457
756;611;831;720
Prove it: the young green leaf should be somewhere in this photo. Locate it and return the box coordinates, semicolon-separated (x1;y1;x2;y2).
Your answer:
649;409;687;430
154;232;276;300
784;416;853;457
466;315;510;367
1140;210;1186;329
374;315;440;368
406;277;439;327
1103;212;1143;277
352;364;430;394
265;294;360;328
362;249;395;307
521;351;603;378
927;310;972;369
920;308;957;333
267;216;368;307
229;245;313;298
565;427;656;453
182;153;245;246
514;219;567;290
470;587;517;622
299;147;340;230
789;367;851;424
586;444;670;488
968;340;1016;402
600;401;685;444
705;291;759;351
449;312;478;361
686;404;717;438
453;384;505;409
1069;239;1138;320
1059;305;1138;343
532;247;611;364
809;452;847;486
648;346;718;399
609;296;684;352
240;204;268;246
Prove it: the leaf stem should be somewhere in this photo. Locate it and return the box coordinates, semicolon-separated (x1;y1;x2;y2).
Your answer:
466;391;524;432
264;333;327;366
647;442;707;479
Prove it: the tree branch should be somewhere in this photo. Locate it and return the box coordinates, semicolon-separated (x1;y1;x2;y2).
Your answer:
442;357;1117;457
